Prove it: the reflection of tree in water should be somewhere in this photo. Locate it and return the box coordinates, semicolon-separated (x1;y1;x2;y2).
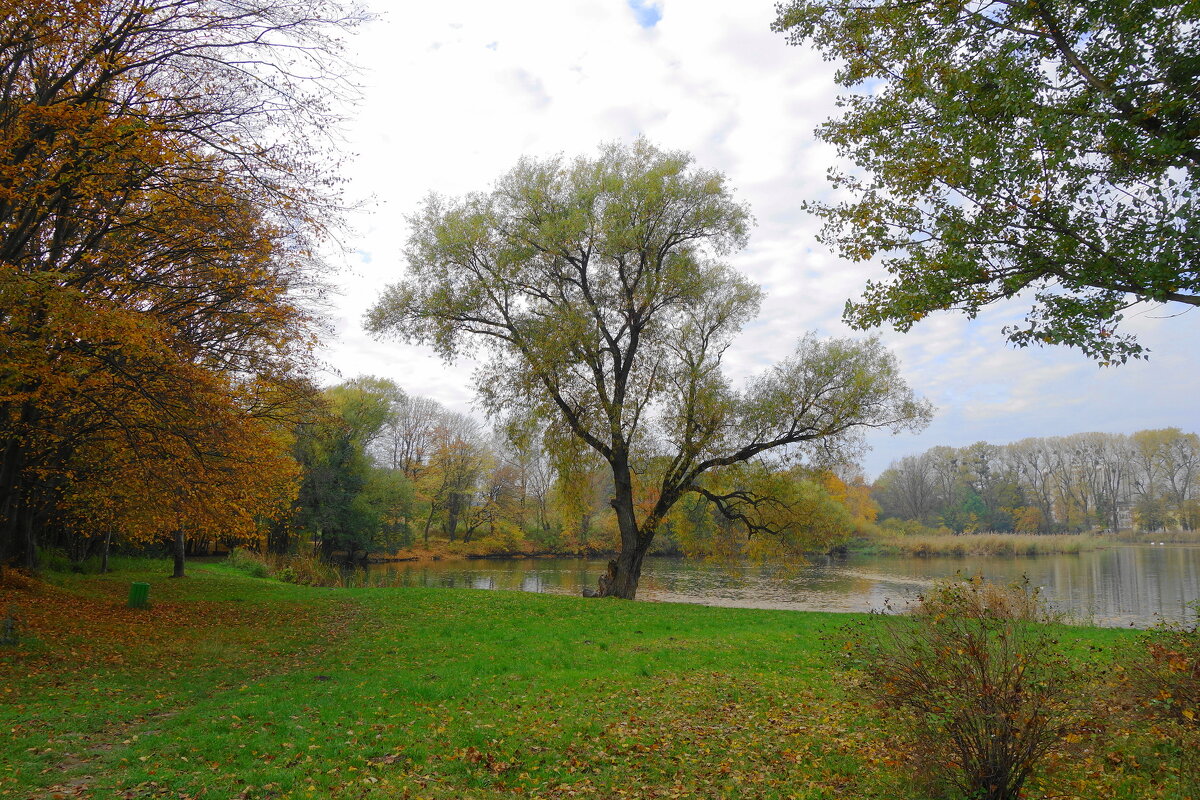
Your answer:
367;550;1199;627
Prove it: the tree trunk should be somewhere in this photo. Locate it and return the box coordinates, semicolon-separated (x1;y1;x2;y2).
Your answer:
21;508;36;571
445;494;461;541
422;507;436;546
602;542;651;599
597;459;651;599
268;518;291;555
100;530;112;574
171;530;186;578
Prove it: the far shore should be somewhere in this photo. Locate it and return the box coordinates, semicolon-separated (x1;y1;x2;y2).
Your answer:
364;530;1200;565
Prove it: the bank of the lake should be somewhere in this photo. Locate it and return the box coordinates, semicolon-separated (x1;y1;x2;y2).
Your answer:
1;561;1193;799
367;544;1200;628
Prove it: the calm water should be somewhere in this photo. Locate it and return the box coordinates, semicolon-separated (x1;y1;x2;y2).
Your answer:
370;545;1200;628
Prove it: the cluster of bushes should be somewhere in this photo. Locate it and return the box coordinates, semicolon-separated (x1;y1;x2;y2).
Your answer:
842;577;1199;799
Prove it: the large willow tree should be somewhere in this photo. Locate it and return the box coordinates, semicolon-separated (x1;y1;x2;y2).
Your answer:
369;140;931;599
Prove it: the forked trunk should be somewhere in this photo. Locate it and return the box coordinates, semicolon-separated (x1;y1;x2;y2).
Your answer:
422;507;436;546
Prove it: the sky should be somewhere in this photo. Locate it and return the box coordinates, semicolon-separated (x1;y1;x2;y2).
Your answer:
318;0;1200;480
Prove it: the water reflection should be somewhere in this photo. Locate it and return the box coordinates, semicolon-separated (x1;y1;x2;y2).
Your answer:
369;545;1200;628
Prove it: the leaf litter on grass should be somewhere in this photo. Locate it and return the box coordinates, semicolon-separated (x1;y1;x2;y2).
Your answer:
1;567;361;800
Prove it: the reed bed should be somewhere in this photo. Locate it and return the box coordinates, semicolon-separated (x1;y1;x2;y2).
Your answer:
1113;529;1200;544
865;533;1105;558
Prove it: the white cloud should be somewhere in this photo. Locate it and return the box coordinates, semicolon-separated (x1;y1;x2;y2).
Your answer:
317;0;1200;477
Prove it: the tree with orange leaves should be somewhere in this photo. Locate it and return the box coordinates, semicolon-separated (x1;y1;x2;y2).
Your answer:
0;0;365;569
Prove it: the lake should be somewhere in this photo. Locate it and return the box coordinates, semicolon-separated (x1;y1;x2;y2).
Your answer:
369;544;1200;628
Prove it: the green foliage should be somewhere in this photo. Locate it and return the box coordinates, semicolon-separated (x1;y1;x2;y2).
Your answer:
359;468;416;548
940;486;990;534
879;517;940;537
774;0;1200;362
36;548;77;574
224;547;346;587
843;576;1083;800
290;380;416;561
225;547;270;579
670;468;854;559
368;139;931;596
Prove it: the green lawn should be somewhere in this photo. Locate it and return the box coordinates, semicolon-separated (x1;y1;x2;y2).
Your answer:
0;562;1188;799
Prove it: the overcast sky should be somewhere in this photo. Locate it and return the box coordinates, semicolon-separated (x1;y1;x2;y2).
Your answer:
318;0;1200;479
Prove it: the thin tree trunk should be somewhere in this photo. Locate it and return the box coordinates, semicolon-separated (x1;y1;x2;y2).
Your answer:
445;495;460;541
100;530;112;574
21;508;37;571
171;530;185;578
423;507;436;546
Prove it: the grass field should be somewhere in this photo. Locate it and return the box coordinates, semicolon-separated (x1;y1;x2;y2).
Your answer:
0;560;1192;799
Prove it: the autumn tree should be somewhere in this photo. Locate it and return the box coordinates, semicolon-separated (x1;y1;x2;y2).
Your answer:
668;466;857;561
773;0;1200;363
375;393;446;481
368;140;932;599
417;413;491;544
874;453;940;524
494;415;557;540
64;377;304;578
0;0;364;568
818;469;879;532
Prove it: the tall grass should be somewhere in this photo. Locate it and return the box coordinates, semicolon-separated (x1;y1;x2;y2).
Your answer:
865;533;1105;557
36;548;176;576
224;547;348;587
1113;529;1200;544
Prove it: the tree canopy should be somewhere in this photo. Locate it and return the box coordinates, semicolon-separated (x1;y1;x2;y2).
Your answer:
773;0;1200;363
0;0;364;569
368;139;931;598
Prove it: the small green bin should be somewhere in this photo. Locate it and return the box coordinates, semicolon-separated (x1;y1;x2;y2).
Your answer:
128;582;150;609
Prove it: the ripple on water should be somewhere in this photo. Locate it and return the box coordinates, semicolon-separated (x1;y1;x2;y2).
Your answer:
368;546;1200;628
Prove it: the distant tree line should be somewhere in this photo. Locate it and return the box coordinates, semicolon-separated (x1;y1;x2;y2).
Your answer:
276;376;883;564
874;429;1200;534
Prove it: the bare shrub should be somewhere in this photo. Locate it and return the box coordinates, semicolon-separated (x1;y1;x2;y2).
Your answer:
843;575;1082;800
